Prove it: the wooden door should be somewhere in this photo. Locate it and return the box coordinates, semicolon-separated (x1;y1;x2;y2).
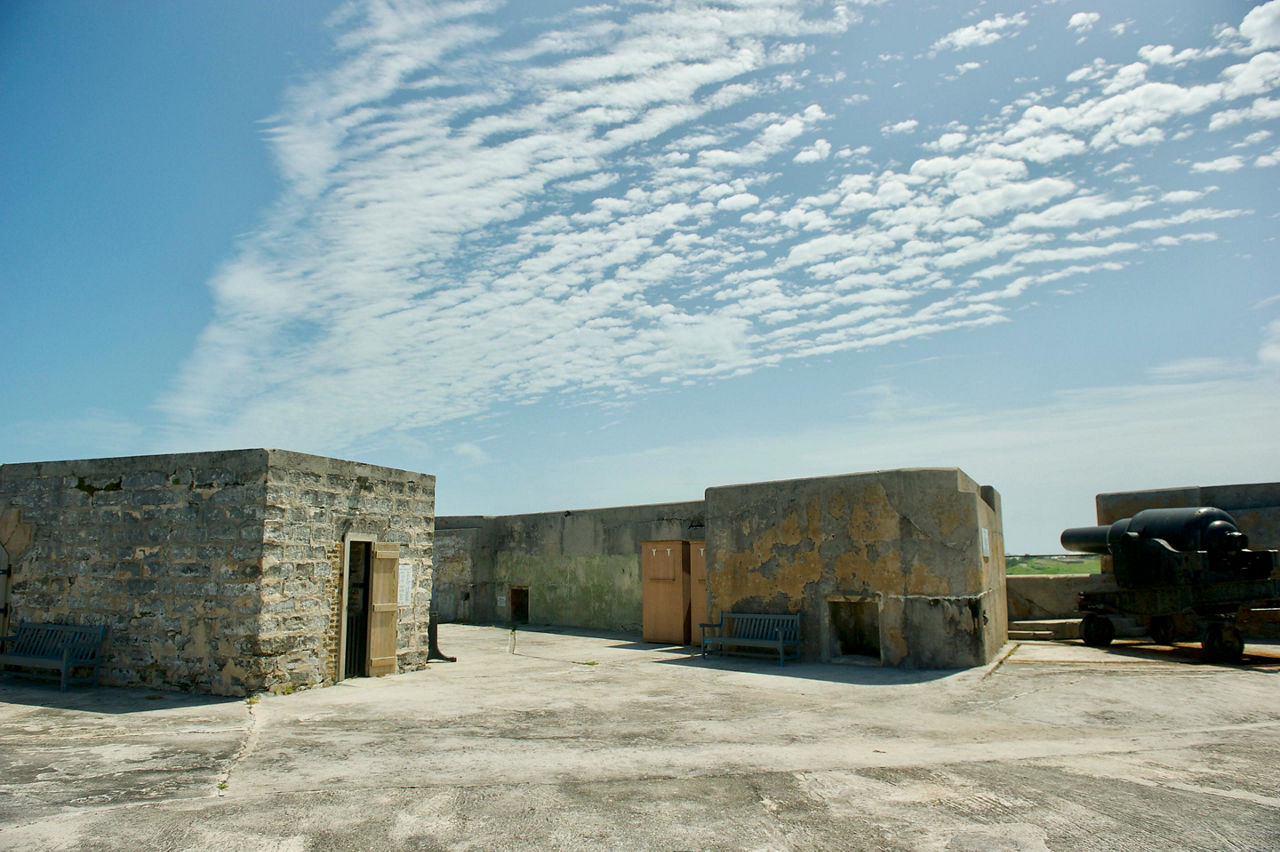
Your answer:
367;542;399;677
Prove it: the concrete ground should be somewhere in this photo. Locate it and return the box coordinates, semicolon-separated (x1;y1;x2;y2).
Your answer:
2;625;1279;851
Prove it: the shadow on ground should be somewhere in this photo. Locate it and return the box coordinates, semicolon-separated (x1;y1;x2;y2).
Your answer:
0;676;243;714
493;622;962;685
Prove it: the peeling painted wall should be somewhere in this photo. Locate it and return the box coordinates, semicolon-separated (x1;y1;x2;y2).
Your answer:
705;468;1006;669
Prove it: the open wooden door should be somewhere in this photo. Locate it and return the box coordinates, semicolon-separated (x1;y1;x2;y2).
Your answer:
367;542;399;677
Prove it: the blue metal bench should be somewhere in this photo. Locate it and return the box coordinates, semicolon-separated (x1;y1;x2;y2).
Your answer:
700;612;801;665
0;622;108;691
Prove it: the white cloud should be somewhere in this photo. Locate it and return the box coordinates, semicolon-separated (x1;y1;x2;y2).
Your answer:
156;0;1278;461
793;138;832;162
1208;97;1280;129
1240;0;1280;52
717;192;761;210
882;119;918;135
1191;156;1246;172
932;13;1028;52
1068;13;1100;34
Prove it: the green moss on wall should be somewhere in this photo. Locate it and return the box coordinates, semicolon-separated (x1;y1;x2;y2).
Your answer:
495;552;641;632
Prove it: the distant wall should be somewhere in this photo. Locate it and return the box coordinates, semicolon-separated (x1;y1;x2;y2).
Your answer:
436;503;705;632
705;468;1006;669
1097;482;1280;551
1006;574;1114;621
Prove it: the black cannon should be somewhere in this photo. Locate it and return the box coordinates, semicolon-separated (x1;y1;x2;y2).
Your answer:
1061;507;1280;662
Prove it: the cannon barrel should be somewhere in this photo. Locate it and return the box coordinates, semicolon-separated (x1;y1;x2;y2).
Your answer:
1061;525;1111;555
1061;507;1248;557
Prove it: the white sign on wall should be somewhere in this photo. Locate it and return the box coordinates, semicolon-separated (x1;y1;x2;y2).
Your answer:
398;563;413;606
496;594;507;608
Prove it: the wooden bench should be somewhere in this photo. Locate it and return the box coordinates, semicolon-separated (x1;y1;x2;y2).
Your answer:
700;612;801;666
0;622;108;691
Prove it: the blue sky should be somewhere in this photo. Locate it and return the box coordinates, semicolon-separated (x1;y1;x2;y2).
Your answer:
3;1;1278;552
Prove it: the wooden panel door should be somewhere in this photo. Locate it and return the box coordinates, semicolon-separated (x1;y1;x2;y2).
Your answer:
689;541;706;645
641;541;689;644
367;542;399;677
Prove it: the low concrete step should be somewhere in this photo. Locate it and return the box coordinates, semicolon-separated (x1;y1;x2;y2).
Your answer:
1009;619;1080;640
1009;616;1147;641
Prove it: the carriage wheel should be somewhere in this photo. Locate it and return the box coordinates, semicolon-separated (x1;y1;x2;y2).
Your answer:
1081;613;1115;647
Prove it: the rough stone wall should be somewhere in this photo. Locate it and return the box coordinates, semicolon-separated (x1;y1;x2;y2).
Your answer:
0;449;436;696
436;503;705;632
434;527;480;622
0;451;269;694
262;451;435;689
705;469;1007;669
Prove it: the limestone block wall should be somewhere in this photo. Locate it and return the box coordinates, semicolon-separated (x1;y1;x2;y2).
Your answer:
261;451;435;690
436;502;705;631
434;527;480;622
705;469;1006;669
0;449;436;696
0;451;269;694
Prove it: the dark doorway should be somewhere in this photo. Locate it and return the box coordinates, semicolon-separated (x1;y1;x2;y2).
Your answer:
509;586;529;624
830;599;880;660
344;541;372;678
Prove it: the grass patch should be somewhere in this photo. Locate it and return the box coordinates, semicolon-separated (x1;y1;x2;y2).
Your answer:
1006;554;1101;575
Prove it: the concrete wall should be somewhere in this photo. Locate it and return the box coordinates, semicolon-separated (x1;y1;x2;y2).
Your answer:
436;502;705;632
705;469;1006;669
1096;481;1280;551
1006;574;1115;621
0;450;435;695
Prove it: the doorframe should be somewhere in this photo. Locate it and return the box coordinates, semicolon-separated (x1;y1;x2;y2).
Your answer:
338;532;377;682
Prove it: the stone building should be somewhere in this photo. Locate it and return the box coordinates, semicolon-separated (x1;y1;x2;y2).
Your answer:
0;449;435;696
438;467;1007;669
706;469;1006;668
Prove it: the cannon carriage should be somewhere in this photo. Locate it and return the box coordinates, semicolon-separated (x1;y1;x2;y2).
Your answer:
1061;507;1280;663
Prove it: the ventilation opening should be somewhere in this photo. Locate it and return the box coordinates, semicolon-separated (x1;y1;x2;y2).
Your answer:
830;599;880;661
510;586;529;624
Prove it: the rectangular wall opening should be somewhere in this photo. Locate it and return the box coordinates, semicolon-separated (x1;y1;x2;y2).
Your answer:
343;541;372;678
509;586;529;624
829;599;880;661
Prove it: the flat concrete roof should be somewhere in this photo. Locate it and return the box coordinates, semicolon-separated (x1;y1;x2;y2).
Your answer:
3;625;1279;849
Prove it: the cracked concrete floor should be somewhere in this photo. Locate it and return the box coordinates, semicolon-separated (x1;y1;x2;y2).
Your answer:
1;624;1279;850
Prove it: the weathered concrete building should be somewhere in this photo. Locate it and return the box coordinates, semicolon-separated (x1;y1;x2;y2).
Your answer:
437;467;1007;669
0;450;435;695
706;469;1006;668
